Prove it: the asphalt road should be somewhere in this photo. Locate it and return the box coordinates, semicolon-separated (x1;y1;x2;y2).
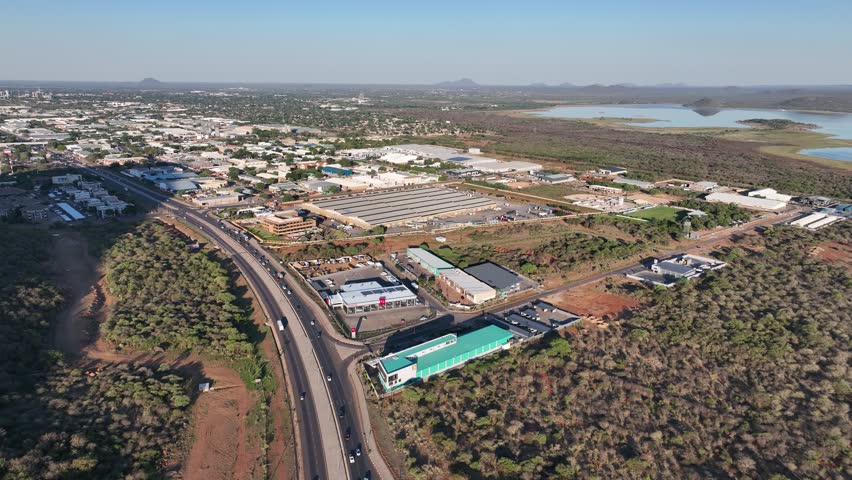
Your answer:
70;159;801;480
73;162;375;480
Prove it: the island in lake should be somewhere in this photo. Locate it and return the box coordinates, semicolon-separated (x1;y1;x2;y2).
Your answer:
737;118;818;131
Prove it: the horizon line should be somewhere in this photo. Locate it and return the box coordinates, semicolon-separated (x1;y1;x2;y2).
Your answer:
2;79;852;89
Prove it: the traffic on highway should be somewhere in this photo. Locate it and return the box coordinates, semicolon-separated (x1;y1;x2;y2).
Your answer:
70;159;375;480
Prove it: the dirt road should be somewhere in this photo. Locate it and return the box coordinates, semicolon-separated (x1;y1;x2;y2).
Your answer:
48;230;264;480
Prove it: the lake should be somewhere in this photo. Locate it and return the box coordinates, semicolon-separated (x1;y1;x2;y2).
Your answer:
799;147;852;162
529;105;852;155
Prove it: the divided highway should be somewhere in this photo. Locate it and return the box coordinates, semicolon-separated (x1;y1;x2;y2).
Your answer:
75;162;376;480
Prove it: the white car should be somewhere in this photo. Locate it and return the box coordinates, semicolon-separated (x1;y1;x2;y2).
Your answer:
327;374;332;382
349;454;355;464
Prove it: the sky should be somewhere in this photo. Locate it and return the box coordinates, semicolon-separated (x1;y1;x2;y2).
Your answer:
3;0;851;85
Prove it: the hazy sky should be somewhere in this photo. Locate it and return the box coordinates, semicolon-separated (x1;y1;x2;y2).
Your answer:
3;0;851;85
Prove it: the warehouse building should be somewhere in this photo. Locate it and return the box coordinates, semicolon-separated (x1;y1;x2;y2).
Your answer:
327;280;418;314
304;187;498;229
407;247;454;275
260;210;316;236
747;188;793;202
192;193;244;207
377;325;513;391
705;191;787;211
438;268;497;304
464;262;523;294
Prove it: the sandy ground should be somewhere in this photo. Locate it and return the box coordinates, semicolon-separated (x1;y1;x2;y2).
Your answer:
49;228;283;480
811;241;852;272
544;280;641;320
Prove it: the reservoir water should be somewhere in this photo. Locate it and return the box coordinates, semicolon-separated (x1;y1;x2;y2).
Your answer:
530;104;852;161
799;147;852;162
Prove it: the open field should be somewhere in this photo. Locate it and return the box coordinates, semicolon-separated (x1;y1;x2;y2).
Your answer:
625;206;681;221
544;278;642;320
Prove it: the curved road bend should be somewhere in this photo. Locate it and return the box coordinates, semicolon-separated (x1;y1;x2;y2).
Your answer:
76;164;370;480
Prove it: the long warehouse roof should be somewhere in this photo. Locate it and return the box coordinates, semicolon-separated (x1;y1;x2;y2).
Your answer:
310;187;496;226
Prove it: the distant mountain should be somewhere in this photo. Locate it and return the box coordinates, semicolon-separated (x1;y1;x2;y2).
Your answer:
434;78;479;88
529;82;548;87
558;82;576;87
684;97;723;108
139;77;163;87
655;82;689;88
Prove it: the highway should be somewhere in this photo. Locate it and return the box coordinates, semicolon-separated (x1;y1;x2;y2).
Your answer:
73;162;375;480
71;160;801;480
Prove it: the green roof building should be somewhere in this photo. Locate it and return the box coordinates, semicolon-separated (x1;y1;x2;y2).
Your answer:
377;325;513;391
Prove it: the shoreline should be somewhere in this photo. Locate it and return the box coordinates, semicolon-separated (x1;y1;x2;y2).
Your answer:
522;102;852;117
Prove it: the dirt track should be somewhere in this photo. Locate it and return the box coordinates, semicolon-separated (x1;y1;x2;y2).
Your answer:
545;280;640;320
49;230;259;480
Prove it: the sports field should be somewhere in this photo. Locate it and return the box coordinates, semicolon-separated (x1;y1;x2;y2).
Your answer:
625;206;681;221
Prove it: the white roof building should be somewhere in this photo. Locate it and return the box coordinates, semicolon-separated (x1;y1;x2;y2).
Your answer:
747;188;793;202
438;268;497;304
705;192;786;211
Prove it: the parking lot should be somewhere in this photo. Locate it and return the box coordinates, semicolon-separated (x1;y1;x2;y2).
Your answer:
308;264;434;333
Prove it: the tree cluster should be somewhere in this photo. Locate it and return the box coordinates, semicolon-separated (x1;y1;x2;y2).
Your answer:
102;222;254;359
382;224;851;479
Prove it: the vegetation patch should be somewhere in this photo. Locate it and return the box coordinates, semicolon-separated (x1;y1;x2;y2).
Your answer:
103;222;255;359
381;224;852;479
0;226;194;479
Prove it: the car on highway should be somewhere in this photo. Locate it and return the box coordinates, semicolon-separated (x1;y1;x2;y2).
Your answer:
355;446;361;456
338;406;345;417
316;330;322;338
345;428;351;440
287;289;293;295
327;373;332;382
349;454;355;464
310;320;315;326
300;392;306;401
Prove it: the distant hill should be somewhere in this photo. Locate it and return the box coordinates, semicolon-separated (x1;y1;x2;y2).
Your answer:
139;77;163;87
685;97;723;108
775;96;852;112
558;82;576;87
529;82;548;88
434;78;479;88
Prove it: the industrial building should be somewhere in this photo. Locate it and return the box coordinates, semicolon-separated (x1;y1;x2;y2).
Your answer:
438;268;497;304
598;166;628;175
406;247;454;275
305;187;498;229
464;262;523;294
790;212;844;230
52;174;82;185
627;254;727;287
327;280;418;314
20;204;49;222
260;211;316;236
704;191;787;211
157;179;199;193
322;164;354;176
613;177;654;189
192;193;244;207
376;325;513;391
747;188;793;202
534;172;575;184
